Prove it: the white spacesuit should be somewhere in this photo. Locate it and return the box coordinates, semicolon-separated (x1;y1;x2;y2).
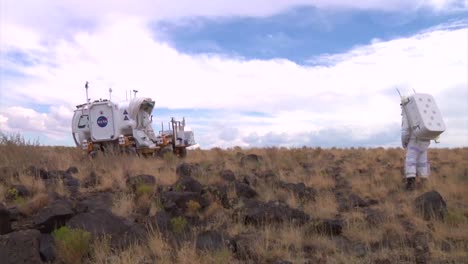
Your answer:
401;107;431;190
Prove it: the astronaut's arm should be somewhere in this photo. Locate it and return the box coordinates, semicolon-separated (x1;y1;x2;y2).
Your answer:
401;110;411;148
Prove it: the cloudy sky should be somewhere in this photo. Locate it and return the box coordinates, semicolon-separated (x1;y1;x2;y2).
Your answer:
0;0;467;148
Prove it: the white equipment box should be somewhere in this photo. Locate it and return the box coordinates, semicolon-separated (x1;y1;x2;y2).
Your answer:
89;102;116;142
403;93;446;140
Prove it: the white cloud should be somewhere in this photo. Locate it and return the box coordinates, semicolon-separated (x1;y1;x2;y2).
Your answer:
0;106;73;141
1;1;467;35
0;10;466;147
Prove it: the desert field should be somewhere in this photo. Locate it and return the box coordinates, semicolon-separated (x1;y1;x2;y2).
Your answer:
0;135;467;264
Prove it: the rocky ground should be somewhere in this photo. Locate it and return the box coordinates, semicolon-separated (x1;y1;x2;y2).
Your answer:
0;142;467;263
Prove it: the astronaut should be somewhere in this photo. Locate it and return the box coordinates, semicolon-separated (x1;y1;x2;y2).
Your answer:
401;103;431;191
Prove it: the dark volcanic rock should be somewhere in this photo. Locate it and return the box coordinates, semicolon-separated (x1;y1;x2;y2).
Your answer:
75;192;114;213
336;192;369;211
176;163;201;178
348;193;369;208
415;191;448;220
278;181;316;201
0;204;12;235
67;209;130;237
39;234;56;262
127;174;156;191
68;207;146;250
232;233;260;261
161;191;208;217
256;170;277;180
364;208;387;226
220;170;236;182
5;185;30;200
24;166;48;179
0;229;42;264
111;223;148;249
63;177;80;195
235;182;258;199
205;185;232;209
6;206;23;222
309;219;344;236
33;199;74;233
195;230;231;252
240;199;310;226
273;260;293;264
66;166;79;174
174;175;203;193
45;170;71;180
83;171;99;188
241;175;257;186
151;211;172;232
240;154;262;167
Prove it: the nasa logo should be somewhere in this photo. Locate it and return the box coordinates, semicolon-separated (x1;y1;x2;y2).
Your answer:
97;116;108;127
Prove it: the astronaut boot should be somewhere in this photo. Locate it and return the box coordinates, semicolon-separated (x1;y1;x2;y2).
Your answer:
405;177;416;191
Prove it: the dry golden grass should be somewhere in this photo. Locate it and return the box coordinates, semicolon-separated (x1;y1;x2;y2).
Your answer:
18;174;46;196
342;210;384;244
1;138;467;263
304;171;336;191
0;185;6;203
112;192;135;218
305;191;338;218
18;192;50;216
92;242;150;264
147;227;172;263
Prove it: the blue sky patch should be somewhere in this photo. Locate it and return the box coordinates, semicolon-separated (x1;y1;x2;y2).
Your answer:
154;6;468;64
3;50;38;67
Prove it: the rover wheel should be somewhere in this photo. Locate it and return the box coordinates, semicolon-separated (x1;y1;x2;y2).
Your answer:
178;147;187;158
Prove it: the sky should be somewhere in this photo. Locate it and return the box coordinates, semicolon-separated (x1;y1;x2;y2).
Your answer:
0;0;467;149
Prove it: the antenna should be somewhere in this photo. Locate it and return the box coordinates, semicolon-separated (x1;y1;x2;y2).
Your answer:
395;87;402;98
85;81;89;105
133;90;138;98
109;88;112;101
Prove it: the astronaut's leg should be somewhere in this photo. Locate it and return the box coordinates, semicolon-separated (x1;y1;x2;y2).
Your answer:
405;143;418;178
416;150;430;178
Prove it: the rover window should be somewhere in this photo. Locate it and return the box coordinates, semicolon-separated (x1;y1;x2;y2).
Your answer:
78;115;89;128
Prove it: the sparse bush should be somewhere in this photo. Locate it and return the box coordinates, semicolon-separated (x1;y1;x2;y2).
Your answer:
186;200;201;215
6;188;26;205
175;182;183;192
170;216;188;234
163;151;177;164
136;183;153;197
211;248;232;264
445;209;466;226
53;226;91;264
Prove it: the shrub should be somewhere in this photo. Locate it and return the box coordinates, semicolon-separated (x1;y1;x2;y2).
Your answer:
186;200;201;215
445;209;466;226
175;182;183;192
170;216;188;234
136;183;153;196
211;248;232;264
6;188;26;205
53;226;91;264
163;151;176;164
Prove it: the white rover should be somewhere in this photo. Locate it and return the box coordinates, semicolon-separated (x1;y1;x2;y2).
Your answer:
72;83;196;157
